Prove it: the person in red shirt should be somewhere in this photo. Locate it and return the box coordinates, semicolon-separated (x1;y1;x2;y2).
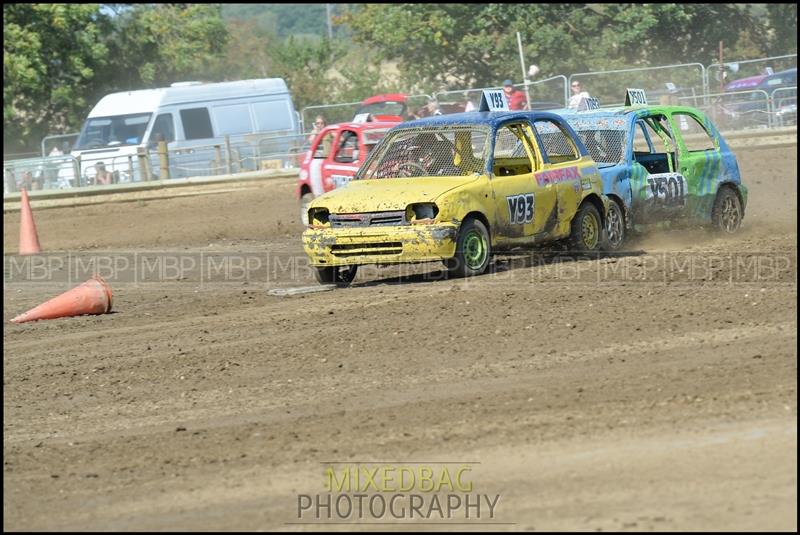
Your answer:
502;79;528;110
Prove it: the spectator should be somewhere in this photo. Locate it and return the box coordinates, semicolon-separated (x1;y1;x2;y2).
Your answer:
502;79;528;110
5;168;17;194
568;80;591;109
425;99;443;117
463;92;476;113
19;170;34;191
94;162;113;185
308;115;326;144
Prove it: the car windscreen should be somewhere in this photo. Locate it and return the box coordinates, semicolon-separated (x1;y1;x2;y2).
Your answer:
74;113;152;150
563;117;627;166
357;126;490;179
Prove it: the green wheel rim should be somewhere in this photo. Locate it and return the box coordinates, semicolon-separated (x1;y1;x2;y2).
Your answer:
463;230;487;269
582;212;599;249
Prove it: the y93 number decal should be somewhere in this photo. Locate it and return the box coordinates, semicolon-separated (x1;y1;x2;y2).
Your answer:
507;193;534;224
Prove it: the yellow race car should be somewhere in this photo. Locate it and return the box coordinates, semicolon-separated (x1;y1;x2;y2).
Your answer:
303;111;608;285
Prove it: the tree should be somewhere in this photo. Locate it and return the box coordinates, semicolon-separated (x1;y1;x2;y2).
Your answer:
765;4;797;56
99;4;229;91
339;4;760;93
3;4;110;153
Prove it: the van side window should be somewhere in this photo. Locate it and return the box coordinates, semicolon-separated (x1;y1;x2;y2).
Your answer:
253;101;293;132
213;104;253;136
180;108;214;140
151;113;175;144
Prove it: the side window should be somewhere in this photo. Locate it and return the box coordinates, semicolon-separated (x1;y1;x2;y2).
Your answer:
253;101;293;132
212;104;253;136
493;124;535;176
313;131;336;159
533;119;579;164
672;113;715;152
632;122;653;154
180;108;214;140
644;115;676;153
334;131;358;163
150;113;175;144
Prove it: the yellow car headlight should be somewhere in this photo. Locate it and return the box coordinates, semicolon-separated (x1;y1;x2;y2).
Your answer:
308;207;330;227
406;203;439;224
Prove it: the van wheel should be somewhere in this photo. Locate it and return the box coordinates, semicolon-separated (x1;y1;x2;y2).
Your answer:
602;199;626;250
711;186;742;233
446;218;491;278
314;265;358;287
300;192;314;226
569;202;602;252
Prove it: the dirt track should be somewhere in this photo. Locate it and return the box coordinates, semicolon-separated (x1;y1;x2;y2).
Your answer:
3;147;797;530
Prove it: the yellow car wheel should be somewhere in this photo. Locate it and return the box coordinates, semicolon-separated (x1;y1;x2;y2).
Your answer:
314;265;358;287
446;218;491;278
569;202;602;252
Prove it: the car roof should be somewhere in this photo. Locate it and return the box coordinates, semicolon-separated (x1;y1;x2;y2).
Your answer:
554;104;710;124
397;110;574;129
725;74;768;91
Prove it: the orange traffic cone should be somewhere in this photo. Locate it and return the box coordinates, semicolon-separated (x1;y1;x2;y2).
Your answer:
10;276;113;324
19;188;42;255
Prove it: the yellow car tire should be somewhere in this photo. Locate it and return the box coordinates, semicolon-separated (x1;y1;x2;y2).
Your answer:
314;265;358;287
569;202;602;252
446;217;491;278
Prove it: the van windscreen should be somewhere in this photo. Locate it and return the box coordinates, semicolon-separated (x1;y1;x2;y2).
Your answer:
75;113;152;150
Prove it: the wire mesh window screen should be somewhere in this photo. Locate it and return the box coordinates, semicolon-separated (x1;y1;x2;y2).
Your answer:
534;120;579;163
572;129;626;165
494;127;525;159
360;127;488;179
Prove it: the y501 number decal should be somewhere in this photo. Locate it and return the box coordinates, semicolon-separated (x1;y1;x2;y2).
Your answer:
507;193;534;224
646;173;686;207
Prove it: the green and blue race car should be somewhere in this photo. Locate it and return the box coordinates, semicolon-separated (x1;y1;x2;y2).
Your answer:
556;103;748;249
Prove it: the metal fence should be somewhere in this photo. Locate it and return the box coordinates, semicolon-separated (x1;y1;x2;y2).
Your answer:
6;55;797;194
569;63;706;109
41;133;80;158
3;131;310;196
772;86;797;127
678;89;771;131
706;53;797;93
434;75;569;113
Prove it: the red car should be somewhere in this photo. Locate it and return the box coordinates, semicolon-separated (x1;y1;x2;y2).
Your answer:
353;94;408;122
297;121;398;224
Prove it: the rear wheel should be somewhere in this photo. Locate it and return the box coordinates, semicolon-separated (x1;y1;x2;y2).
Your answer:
569;202;602;252
314;265;358;287
300;192;314;226
446;218;491;278
602;199;626;250
711;186;742;234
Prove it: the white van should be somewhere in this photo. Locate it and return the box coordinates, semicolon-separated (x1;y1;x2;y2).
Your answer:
65;78;300;184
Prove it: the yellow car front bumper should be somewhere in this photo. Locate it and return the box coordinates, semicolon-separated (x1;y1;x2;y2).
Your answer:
303;223;459;267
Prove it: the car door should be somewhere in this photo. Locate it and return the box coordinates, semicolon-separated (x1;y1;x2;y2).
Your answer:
323;129;361;191
530;117;586;236
489;121;556;242
668;110;722;219
628;114;684;224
